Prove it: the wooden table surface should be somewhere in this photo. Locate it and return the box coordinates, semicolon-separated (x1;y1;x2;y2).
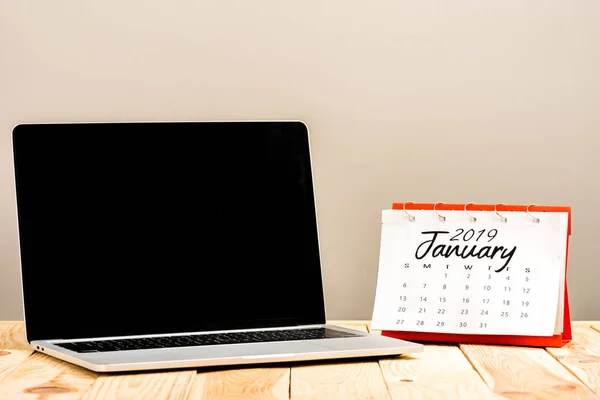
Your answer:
1;320;600;399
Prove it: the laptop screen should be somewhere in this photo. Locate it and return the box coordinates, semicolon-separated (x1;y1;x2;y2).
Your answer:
12;121;326;341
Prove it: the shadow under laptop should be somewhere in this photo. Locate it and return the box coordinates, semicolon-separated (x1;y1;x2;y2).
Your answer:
90;353;421;379
191;353;420;373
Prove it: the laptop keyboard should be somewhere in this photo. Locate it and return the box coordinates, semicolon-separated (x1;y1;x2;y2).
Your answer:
54;327;359;353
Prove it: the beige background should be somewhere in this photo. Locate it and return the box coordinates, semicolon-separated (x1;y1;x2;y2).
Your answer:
1;1;599;321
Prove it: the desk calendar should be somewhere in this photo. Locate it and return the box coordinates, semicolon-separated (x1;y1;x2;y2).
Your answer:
371;203;572;347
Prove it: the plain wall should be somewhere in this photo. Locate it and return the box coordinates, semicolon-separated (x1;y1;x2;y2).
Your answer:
1;1;599;321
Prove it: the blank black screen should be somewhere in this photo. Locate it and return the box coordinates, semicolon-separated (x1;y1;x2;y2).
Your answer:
12;121;326;341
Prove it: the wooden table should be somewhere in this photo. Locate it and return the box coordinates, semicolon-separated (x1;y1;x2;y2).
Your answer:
1;320;600;399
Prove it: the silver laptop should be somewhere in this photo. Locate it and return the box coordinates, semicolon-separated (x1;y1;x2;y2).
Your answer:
11;120;422;372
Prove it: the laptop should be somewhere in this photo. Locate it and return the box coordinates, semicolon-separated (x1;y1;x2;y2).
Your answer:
11;120;423;372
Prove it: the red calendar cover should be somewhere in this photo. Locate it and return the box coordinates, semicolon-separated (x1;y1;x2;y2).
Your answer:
380;203;572;348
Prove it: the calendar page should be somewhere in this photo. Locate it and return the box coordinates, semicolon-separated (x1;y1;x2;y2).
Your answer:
371;209;570;337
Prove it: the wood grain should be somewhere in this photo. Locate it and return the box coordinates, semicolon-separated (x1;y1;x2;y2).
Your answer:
328;321;372;329
379;344;500;400
291;360;391;400
330;323;369;333
367;321;499;398
0;323;34;387
461;343;598;399
546;325;600;396
81;370;195;400
189;367;290;400
0;352;97;400
290;322;390;400
3;320;600;399
0;323;30;350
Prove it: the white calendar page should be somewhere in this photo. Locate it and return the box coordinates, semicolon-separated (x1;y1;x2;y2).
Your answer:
371;209;569;336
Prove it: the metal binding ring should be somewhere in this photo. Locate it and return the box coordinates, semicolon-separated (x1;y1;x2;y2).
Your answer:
495;203;508;223
464;202;477;222
526;204;541;223
403;202;416;222
433;202;446;222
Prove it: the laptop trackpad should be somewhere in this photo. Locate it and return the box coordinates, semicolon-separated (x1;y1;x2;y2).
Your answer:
229;342;327;358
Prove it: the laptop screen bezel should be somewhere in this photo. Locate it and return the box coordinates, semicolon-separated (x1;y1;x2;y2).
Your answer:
12;120;328;342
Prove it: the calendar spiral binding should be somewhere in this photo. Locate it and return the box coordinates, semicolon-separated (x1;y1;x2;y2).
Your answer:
526;204;541;223
464;202;477;222
403;202;544;224
433;202;446;222
402;201;416;222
